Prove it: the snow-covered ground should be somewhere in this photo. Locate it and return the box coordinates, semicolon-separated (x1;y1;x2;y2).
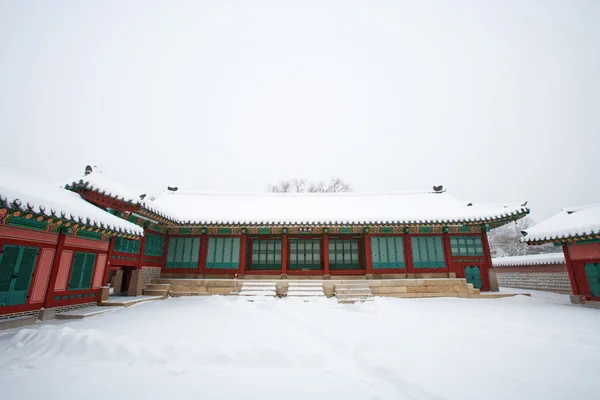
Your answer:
1;291;599;400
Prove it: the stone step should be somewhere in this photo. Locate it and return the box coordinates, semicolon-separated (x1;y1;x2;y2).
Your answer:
238;290;277;296
288;286;323;292
287;282;324;286
336;293;374;299
142;289;169;296
335;289;373;295
286;291;326;297
170;291;211;297
145;283;171;290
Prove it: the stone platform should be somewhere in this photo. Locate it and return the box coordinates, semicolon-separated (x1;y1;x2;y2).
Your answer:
150;277;507;299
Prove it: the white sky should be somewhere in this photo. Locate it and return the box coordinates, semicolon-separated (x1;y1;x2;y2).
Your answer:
1;1;598;222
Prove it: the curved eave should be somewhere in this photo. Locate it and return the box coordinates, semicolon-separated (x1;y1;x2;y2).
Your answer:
0;197;142;237
522;231;600;246
64;181;142;207
172;208;529;228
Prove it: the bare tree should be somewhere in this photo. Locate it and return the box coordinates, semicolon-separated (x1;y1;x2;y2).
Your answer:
269;180;292;193
269;178;352;193
291;178;307;193
488;217;559;257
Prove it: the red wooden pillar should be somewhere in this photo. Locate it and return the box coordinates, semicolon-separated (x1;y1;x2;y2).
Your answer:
44;230;67;309
282;234;289;276
103;235;117;286
198;235;208;275
323;233;330;276
135;232;146;270
480;229;493;291
404;232;414;274
364;233;373;275
442;231;453;276
161;233;169;269
563;244;580;295
239;234;247;275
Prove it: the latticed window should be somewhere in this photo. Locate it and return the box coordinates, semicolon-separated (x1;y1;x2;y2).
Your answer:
144;233;165;257
450;236;484;256
206;238;241;269
410;236;445;268
329;239;361;270
166;237;200;268
0;245;38;306
289;239;321;270
250;239;282;270
371;236;405;269
68;252;96;290
113;237;140;254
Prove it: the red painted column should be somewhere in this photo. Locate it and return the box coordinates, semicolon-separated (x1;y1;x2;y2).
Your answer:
160;233;169;269
480;229;493;291
135;231;146;270
442;232;453;276
323;233;330;276
404;232;414;275
563;244;580;295
239;234;247;275
198;235;208;275
282;234;289;276
103;235;116;286
43;230;67;309
364;233;373;275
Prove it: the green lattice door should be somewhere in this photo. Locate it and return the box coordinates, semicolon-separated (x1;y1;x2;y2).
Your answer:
584;263;600;297
464;266;482;289
0;245;38;306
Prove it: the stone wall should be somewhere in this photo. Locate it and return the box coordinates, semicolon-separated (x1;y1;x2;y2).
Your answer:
141;267;162;289
493;265;571;293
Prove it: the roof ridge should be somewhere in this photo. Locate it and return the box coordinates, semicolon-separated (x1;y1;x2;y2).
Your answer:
162;190;439;197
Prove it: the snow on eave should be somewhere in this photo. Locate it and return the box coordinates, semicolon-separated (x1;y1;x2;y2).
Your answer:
1;167;143;236
521;203;600;244
492;253;565;267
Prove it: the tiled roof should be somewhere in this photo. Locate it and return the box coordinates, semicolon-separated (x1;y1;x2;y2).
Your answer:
522;204;600;244
0;167;143;236
149;190;529;226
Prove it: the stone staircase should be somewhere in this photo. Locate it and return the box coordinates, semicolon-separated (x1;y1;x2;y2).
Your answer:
334;281;374;304
236;281;277;300
286;282;326;299
142;283;171;297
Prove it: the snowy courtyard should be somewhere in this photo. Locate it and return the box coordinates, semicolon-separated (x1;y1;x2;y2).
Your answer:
1;292;599;400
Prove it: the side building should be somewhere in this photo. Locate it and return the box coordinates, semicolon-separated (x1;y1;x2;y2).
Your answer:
62;167;530;292
522;204;600;304
0;167;142;324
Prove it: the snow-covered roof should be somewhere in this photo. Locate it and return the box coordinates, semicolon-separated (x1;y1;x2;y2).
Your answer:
492;253;565;267
148;190;529;226
0;167;143;236
522;204;600;244
61;167;145;205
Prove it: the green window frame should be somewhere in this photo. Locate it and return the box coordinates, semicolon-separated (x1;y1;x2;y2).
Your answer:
165;237;200;268
450;236;484;256
0;244;38;306
329;239;361;270
206;238;241;269
250;239;282;270
410;236;446;269
371;236;405;269
289;239;321;270
113;237;140;254
68;252;97;290
144;233;165;257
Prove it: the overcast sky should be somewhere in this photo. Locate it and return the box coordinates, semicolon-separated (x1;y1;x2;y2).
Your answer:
1;1;598;222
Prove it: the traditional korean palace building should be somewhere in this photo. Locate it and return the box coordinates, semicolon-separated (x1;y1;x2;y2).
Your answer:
522;204;600;304
1;165;530;322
